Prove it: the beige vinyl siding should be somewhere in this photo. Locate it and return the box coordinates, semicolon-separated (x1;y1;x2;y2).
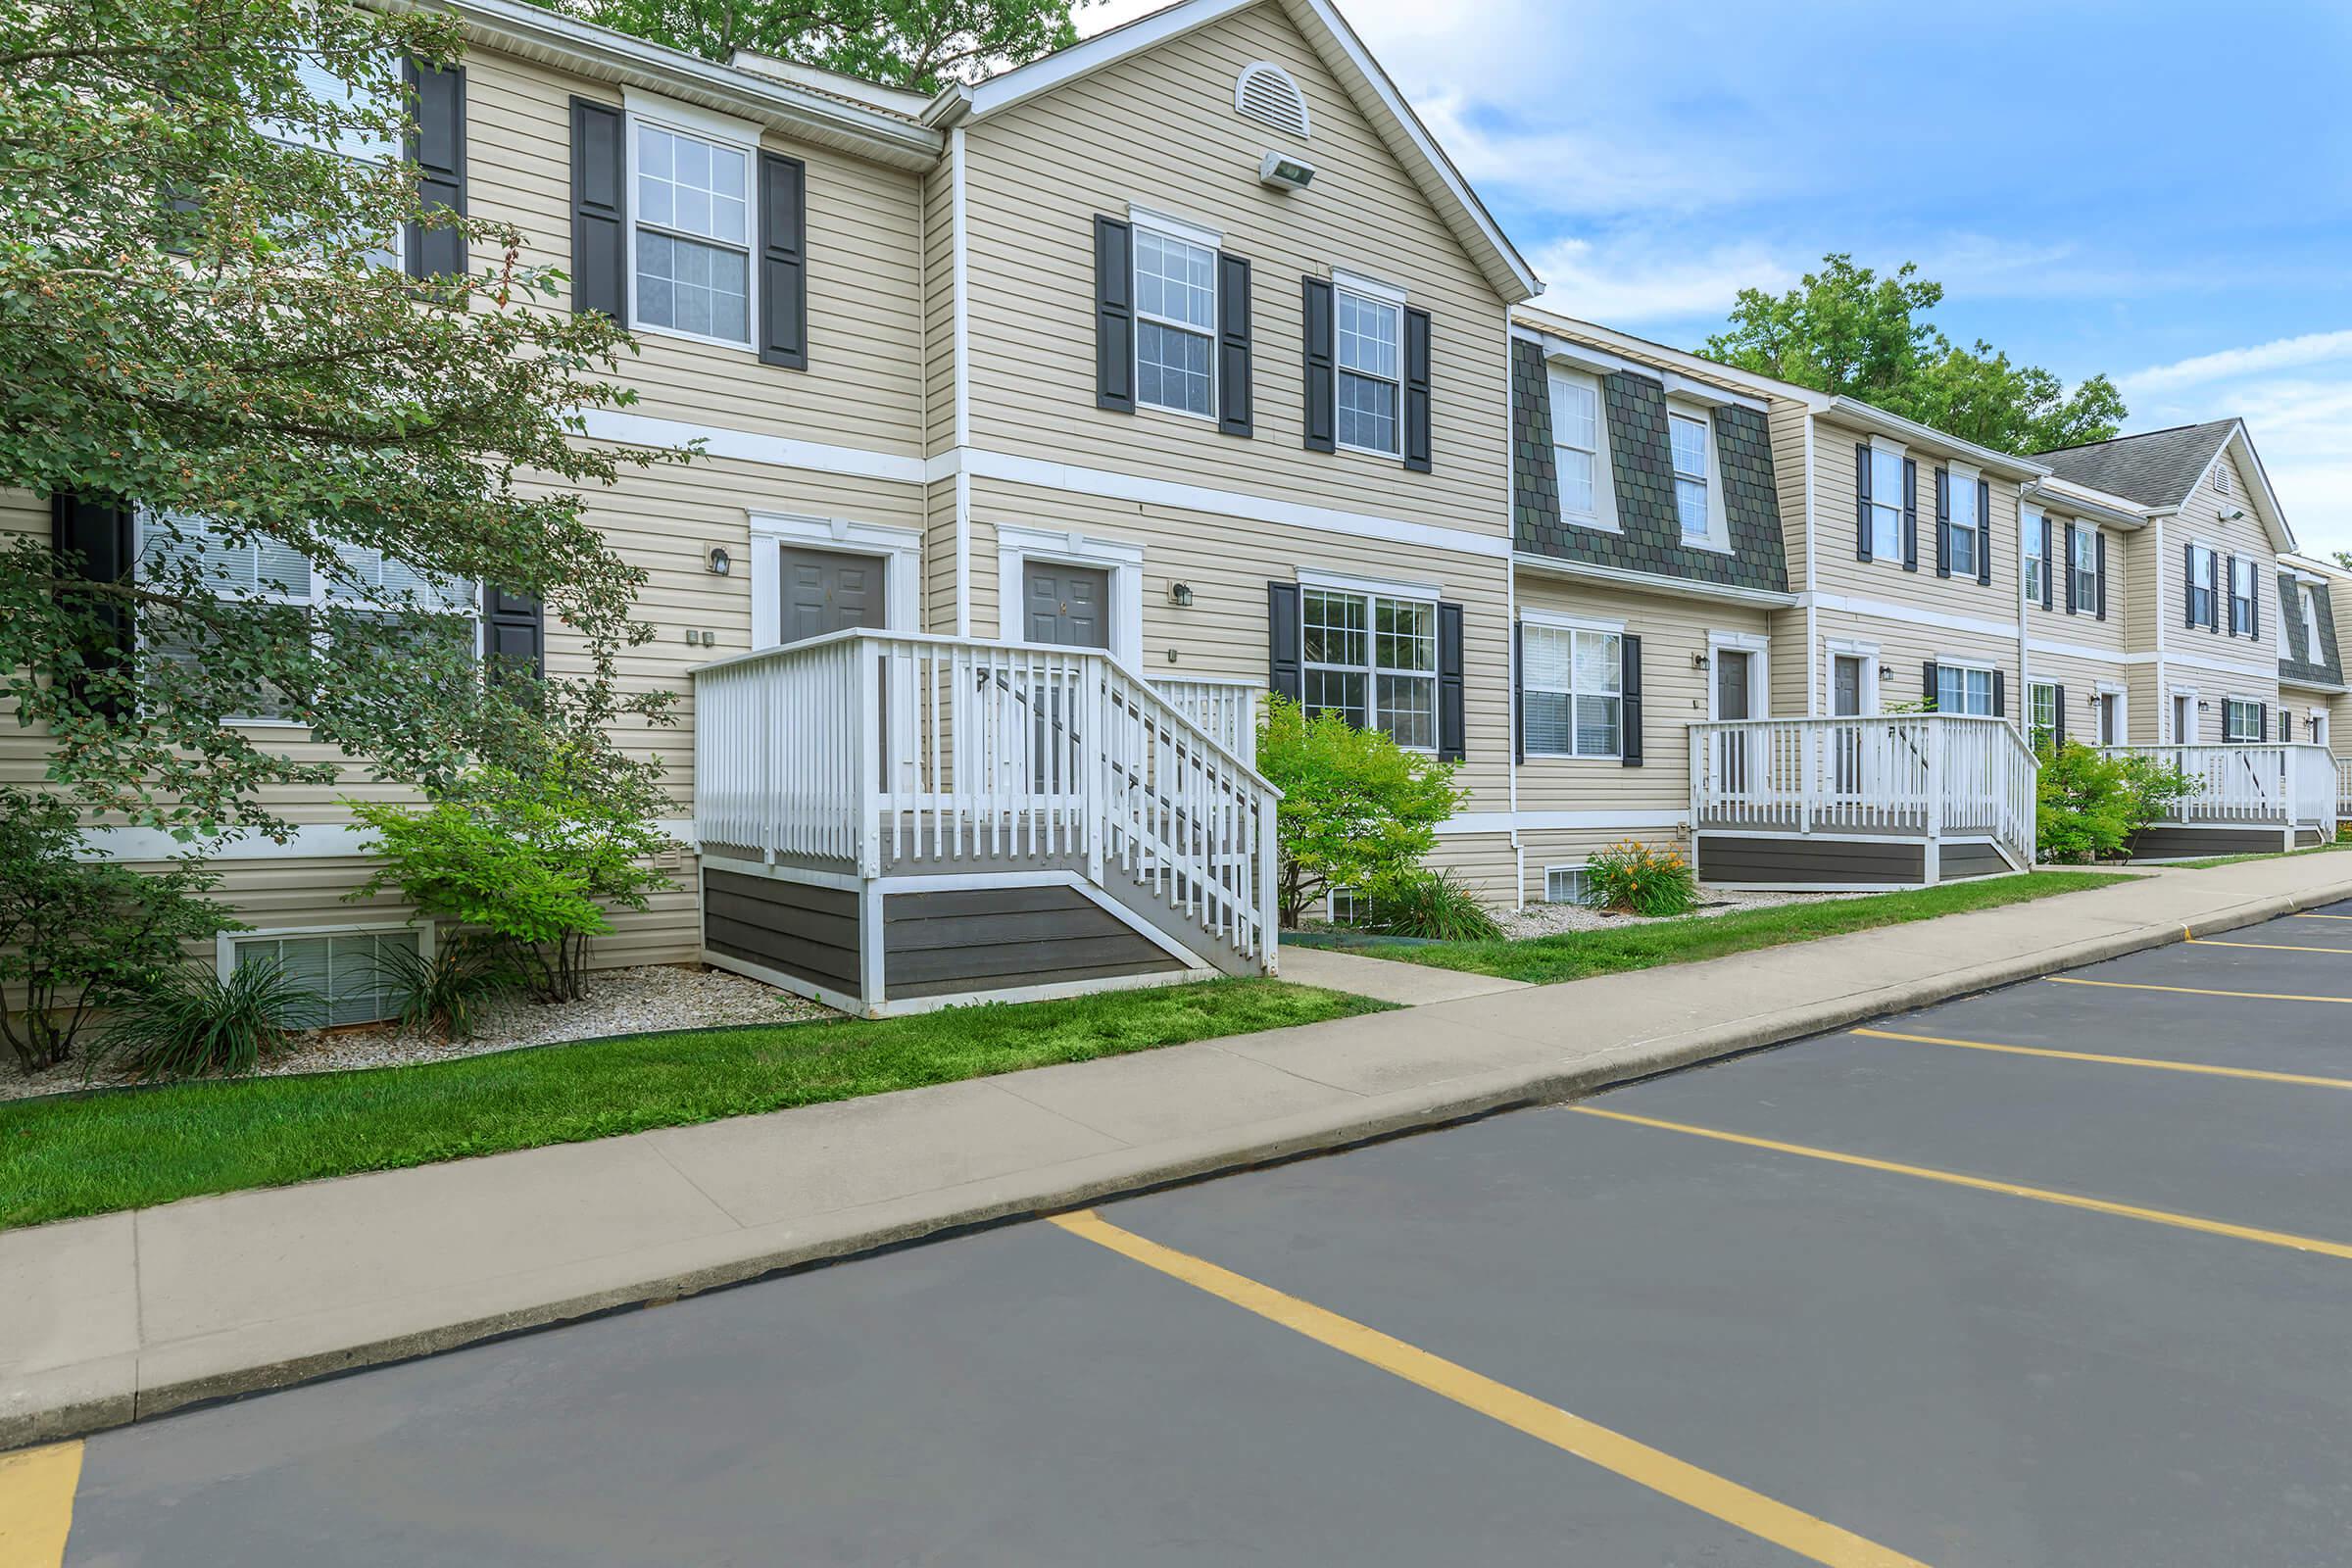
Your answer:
1767;606;1809;717
1810;608;2017;721
2127;517;2165;655
922;157;957;459
465;51;927;458
1809;416;2025;618
2022;652;2132;747
1419;831;1516;907
956;3;1508;539
2023;513;2128;655
1514;826;1692;906
2157;445;2283;694
921;477;961;633
2126;662;2169;745
1512;573;1771;817
1768;405;1813;594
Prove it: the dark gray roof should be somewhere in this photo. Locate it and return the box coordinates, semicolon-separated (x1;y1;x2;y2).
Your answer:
2034;420;2236;510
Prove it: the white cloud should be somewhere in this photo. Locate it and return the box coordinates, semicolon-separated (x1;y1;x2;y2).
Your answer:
2125;337;2352;556
2121;329;2352;396
1529;235;1795;327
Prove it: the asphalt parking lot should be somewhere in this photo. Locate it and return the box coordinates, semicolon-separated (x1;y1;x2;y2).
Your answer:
25;902;2352;1566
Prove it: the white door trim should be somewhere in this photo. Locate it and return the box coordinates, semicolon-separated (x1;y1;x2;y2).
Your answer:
749;512;922;649
996;522;1145;668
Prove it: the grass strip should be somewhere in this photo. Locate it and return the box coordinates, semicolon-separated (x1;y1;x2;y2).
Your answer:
0;979;1388;1231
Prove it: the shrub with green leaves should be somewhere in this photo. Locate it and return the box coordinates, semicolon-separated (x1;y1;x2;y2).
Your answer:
1255;697;1465;927
372;935;514;1043
1585;840;1700;917
350;733;674;1003
93;957;312;1080
2036;741;2199;863
1366;867;1503;942
0;793;234;1070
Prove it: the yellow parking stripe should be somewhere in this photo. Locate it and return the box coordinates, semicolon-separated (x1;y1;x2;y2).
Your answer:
1852;1028;2352;1091
1568;1106;2352;1263
2047;976;2352;1004
2294;912;2352;920
1051;1208;1929;1568
0;1441;81;1568
2190;937;2352;954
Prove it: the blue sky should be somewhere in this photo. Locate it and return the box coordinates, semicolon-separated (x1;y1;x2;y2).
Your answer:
1081;0;2352;553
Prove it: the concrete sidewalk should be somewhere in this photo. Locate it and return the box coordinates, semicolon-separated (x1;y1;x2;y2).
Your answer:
9;856;2352;1448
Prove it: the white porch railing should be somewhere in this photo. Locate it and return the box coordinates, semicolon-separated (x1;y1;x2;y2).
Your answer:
2336;756;2352;820
1151;676;1259;767
2100;744;2338;836
1690;714;2038;872
694;632;1281;964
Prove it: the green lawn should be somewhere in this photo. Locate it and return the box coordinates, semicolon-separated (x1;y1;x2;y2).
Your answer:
0;979;1388;1232
1371;870;2138;985
2166;842;2350;870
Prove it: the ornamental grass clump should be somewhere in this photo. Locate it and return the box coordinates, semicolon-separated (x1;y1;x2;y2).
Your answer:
1584;840;1699;917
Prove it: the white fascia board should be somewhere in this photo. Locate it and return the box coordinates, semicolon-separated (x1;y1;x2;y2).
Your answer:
1512;307;1819;408
952;0;1257;121
443;0;943;170
1513;323;1768;414
2215;421;2299;556
1826;397;2050;481
2026;478;2147;530
1513;551;1798;609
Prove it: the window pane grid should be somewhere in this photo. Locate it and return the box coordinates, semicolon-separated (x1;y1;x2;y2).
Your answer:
1336;289;1401;455
1670;414;1710;542
1523;625;1621;758
635;124;751;344
1134;229;1216;417
1302;588;1436;749
1550;374;1600;518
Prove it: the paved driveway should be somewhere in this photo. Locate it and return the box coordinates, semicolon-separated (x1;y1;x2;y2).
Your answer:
30;903;2352;1565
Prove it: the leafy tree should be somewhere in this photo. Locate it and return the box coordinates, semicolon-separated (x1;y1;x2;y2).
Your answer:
1700;255;2127;456
0;793;234;1070
1255;697;1464;927
539;0;1088;89
1;0;687;843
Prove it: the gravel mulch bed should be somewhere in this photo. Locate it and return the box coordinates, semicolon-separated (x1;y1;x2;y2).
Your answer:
1497;886;1876;940
0;963;838;1103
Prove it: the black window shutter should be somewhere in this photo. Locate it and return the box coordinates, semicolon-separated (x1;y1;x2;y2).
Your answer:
2053;686;2067;748
2250;564;2260;639
1093;216;1133;413
1854;442;1872;561
1511;620;1525;764
2041;517;2054;611
1620;634;1643;767
2062;522;2078;615
2210;549;2223;632
2223;553;2236;636
1300;277;1336;454
1215;252;1251;436
2257;701;2269;742
2182;541;2195;628
1266;582;1300;701
1901;458;1919;571
758;152;808;370
568;98;625;318
403;60;466;280
484;588;545;682
1402;307;1434;473
1975;480;1992;586
1922;660;1939;709
1934;467;1951;578
2094;531;2107;620
1992;668;2006;718
1436;601;1464;760
50;493;136;719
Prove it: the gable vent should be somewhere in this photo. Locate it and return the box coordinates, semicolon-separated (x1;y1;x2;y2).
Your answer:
1236;62;1309;140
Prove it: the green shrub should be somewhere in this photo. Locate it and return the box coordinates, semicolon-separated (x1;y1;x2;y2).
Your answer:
372;935;514;1043
0;792;234;1070
1367;867;1503;942
2035;742;2199;863
1256;696;1465;927
350;735;673;1003
94;958;312;1079
1585;840;1700;917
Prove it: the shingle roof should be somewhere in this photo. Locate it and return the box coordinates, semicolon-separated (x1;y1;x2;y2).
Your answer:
2034;420;2237;510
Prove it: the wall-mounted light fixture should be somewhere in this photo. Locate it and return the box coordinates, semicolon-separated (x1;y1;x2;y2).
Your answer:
1691;651;1709;669
706;546;732;576
1257;151;1315;192
1167;581;1195;607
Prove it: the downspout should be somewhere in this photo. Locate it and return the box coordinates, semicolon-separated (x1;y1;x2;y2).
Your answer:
1802;411;1819;715
950;125;972;637
1503;308;1523;909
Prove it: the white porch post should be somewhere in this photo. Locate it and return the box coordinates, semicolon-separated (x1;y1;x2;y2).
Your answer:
1924;718;1945;886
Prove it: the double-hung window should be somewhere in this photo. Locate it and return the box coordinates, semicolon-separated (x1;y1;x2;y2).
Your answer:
1868;446;1904;560
1334;283;1403;457
2022;513;2046;604
2187;544;2216;628
2230;557;2257;636
1548;369;1606;522
1133;223;1216;417
2029;682;2058;750
2223;698;2263;743
2071;525;2099;612
1947;472;1980;577
1300;586;1436;749
1936;662;1994;717
266;60;403;269
1670;414;1712;543
633;121;753;345
2304;586;2326;658
1521;621;1623;759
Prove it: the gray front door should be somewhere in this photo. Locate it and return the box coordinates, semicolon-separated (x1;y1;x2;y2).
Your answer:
1023;563;1110;650
1832;657;1863;717
1832;656;1864;794
1715;649;1752;795
778;547;882;644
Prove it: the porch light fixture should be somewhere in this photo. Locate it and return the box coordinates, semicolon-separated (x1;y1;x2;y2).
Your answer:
706;546;732;576
1167;581;1195;607
1257;151;1315;192
1691;651;1708;669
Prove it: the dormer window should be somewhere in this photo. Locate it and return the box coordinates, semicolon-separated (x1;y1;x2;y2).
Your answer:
2303;584;2324;657
1547;368;1608;523
1670;413;1711;543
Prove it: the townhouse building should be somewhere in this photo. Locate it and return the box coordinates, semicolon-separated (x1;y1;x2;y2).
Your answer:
13;0;2332;1024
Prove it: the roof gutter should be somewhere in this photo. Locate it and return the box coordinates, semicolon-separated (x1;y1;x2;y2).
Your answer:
1827;397;2050;481
1513;552;1798;610
2023;479;2147;530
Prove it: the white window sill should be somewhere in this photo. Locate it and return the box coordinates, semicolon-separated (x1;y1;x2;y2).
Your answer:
1136;399;1218;426
630;319;758;356
1560;514;1619;535
1524;751;1624;763
1680;534;1734;556
1336;440;1405;465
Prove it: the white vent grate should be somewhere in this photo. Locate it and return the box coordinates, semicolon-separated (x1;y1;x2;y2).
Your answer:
1235;62;1309;140
1544;865;1590;906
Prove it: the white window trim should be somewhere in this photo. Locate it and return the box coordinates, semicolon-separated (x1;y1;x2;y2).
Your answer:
2186;539;2220;630
1128;204;1222;424
1866;434;1906;565
748;512;921;649
1668;397;1731;554
2022;508;2048;605
1546;364;1619;532
2068;522;2101;613
1331;267;1406;460
1296;566;1440;603
1935;658;1997;717
2228;555;2259;637
2302;585;2324;658
1521;618;1624;761
1824;638;1882;717
2028;680;2059;746
1946;463;1982;577
2221;694;2266;743
623;90;760;355
1706;630;1769;720
998;522;1146;670
1295;567;1440;752
2095;682;2129;747
2169;684;2200;744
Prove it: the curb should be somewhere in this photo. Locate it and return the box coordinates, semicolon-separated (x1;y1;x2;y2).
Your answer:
10;875;2349;1451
